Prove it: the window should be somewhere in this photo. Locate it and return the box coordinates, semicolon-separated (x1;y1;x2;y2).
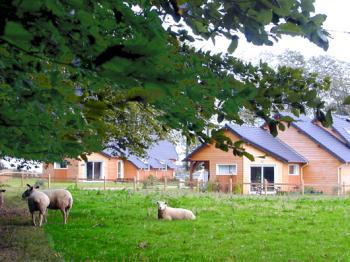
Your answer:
54;161;68;169
86;161;103;180
217;164;237;175
288;164;299;175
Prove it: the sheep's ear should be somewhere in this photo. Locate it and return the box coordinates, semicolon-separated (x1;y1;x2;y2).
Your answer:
164;201;167;205
26;184;31;188
156;201;160;205
0;189;5;192
34;185;39;189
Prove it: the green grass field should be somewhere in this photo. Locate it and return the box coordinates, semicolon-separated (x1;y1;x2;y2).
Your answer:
39;190;350;261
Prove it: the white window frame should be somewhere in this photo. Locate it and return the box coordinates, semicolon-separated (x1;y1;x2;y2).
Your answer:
288;164;300;176
216;164;237;176
54;161;68;169
85;161;104;180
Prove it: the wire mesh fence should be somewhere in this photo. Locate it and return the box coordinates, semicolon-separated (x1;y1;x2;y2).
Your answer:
1;170;350;196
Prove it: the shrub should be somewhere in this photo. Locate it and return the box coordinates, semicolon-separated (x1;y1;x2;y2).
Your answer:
214;180;221;192
147;175;156;186
142;175;158;189
233;184;242;194
34;179;45;187
304;186;323;195
207;181;214;192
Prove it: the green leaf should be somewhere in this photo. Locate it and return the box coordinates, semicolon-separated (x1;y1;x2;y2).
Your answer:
4;22;32;43
228;36;238;53
301;0;315;13
243;151;255;161
277;22;302;35
311;14;327;26
257;9;273;24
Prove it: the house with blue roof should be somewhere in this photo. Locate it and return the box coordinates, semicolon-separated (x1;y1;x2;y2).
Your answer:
274;114;350;193
43;140;178;181
185;124;307;194
185;114;350;194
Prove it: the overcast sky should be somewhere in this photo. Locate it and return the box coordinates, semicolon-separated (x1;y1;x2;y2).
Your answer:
199;0;350;63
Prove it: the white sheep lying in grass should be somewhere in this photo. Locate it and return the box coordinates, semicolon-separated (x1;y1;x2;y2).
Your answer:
157;201;196;221
22;184;50;227
0;189;5;209
42;189;73;224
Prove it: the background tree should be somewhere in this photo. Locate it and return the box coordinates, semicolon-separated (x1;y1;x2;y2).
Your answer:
260;49;350;115
0;0;332;163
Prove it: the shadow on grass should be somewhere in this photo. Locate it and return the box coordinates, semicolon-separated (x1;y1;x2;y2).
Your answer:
0;195;62;261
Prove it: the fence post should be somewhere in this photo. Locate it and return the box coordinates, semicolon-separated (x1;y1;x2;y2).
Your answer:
229;178;233;194
264;179;268;196
301;179;304;196
48;173;51;189
21;173;24;187
133;177;137;192
104;176;106;190
164;176;167;192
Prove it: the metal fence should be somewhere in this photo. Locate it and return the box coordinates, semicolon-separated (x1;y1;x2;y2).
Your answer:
1;171;350;196
0;170;187;192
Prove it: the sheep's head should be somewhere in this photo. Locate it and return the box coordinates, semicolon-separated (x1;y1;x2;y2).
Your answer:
22;184;39;199
157;201;167;211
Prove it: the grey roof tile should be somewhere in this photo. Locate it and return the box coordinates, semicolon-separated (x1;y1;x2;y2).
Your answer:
226;124;308;163
290;116;350;163
102;140;177;169
332;114;350;146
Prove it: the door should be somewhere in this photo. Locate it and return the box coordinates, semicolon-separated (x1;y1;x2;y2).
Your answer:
86;162;102;180
250;166;275;192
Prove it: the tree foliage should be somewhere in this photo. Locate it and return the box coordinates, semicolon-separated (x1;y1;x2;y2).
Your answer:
0;0;331;162
260;50;350;115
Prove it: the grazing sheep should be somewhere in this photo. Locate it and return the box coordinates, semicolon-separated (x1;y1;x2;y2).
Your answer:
42;189;73;224
0;189;5;209
22;184;50;227
157;201;196;221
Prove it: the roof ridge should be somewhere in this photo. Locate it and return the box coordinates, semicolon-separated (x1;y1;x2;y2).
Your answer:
226;124;306;163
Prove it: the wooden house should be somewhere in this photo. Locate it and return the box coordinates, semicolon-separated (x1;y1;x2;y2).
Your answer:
43;140;178;181
186;114;350;194
271;115;350;193
185;124;307;194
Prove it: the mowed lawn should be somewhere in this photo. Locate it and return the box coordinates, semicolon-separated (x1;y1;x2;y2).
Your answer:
43;190;350;261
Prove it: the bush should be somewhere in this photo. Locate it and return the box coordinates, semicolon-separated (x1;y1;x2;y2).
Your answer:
233;184;242;194
34;179;45;187
142;175;157;189
304;186;323;195
207;181;214;192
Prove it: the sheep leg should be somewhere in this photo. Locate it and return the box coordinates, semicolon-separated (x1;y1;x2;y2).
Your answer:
61;209;67;224
38;212;43;227
31;212;36;227
65;208;70;223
